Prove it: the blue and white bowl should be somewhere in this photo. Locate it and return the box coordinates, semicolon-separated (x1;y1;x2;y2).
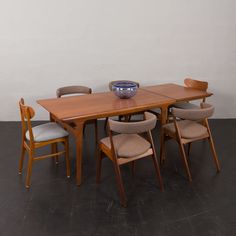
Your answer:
112;81;138;99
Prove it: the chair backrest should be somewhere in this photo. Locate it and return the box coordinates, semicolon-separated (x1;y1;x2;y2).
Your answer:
19;98;35;143
184;78;208;91
108;112;156;134
109;80;140;91
172;103;214;121
56;86;92;98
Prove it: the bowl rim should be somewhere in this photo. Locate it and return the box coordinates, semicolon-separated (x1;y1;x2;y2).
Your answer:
112;81;138;88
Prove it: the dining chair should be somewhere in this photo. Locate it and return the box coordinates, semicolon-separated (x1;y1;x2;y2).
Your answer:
19;98;70;188
104;80;141;129
97;112;163;207
173;78;208;109
56;85;92;98
162;103;220;182
56;85;98;144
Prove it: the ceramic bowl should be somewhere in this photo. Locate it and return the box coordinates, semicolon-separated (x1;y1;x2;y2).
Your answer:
112;81;138;99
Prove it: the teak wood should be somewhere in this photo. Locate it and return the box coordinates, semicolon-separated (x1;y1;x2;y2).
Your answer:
170;79;209;111
37;83;212;186
38;89;174;185
97;112;163;207
19;98;70;188
55;85;98;144
39;89;174;121
104;80;140;128
162;104;220;181
142;83;212;102
184;78;208;91
184;78;208;103
142;83;213;161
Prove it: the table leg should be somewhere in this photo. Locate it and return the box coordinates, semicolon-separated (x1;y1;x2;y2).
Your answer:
160;106;168;164
50;113;59;164
73;121;85;186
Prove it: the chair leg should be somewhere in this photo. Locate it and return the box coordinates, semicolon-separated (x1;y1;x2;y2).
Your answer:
160;131;166;165
104;117;108;130
51;143;59;164
96;149;103;183
152;155;164;191
19;143;26;174
204;119;220;172
178;142;192;182
25;151;34;188
113;163;127;207
187;143;192;156
94;119;98;145
50;115;59;164
65;139;71;178
124;115;130;122
208;137;220;172
131;161;135;177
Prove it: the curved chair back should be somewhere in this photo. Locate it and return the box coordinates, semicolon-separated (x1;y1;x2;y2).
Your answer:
19;98;35;144
109;80;140;91
172;103;214;121
56;86;92;98
184;78;208;91
108;112;156;134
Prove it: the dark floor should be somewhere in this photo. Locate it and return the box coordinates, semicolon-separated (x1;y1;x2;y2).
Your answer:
0;120;236;236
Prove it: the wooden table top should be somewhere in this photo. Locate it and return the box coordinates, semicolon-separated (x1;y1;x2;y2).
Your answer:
38;89;175;121
142;83;212;102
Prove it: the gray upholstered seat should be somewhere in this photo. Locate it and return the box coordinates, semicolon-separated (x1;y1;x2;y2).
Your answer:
26;122;68;142
163;120;208;139
101;134;151;158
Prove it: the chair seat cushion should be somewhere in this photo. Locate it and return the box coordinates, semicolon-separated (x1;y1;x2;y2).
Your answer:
26;122;68;142
172;102;200;109
100;134;151;158
163;120;208;139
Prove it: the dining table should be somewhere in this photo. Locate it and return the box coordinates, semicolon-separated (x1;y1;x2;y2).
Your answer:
141;83;213;102
37;83;212;186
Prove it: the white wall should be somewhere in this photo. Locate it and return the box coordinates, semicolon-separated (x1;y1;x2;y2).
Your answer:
1;0;236;120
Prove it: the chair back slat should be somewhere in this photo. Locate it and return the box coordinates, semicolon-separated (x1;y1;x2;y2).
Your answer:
19;98;35;143
172;103;214;120
21;106;35;120
108;112;156;134
57;86;92;98
184;78;208;91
